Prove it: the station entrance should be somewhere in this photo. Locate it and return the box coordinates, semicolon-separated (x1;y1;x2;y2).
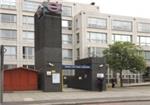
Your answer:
62;57;107;91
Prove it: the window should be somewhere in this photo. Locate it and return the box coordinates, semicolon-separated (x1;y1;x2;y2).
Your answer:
112;20;132;32
75;18;80;30
88;18;107;29
62;6;72;17
137;36;150;46
144;51;150;61
4;64;17;69
138;23;150;33
0;13;16;23
63;69;75;76
4;46;17;59
0;29;16;39
87;32;107;44
23;65;35;69
76;33;80;43
23;31;34;40
62;34;72;44
23;16;34;25
0;0;16;9
76;48;80;60
23;47;34;59
23;1;40;12
62;49;72;60
88;47;105;57
112;34;132;42
62;20;72;30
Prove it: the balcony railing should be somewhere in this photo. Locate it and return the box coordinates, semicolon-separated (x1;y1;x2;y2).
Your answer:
0;5;16;9
4;55;17;60
23;55;34;60
0;23;17;29
23;24;34;31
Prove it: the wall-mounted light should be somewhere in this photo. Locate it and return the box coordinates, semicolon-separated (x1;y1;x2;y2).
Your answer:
99;64;104;68
48;62;54;67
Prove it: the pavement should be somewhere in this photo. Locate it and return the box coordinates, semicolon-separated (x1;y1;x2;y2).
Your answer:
2;83;150;105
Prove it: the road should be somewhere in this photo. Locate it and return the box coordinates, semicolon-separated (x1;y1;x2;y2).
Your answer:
81;101;150;105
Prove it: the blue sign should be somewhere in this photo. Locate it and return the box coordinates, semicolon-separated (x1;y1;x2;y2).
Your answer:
62;65;91;69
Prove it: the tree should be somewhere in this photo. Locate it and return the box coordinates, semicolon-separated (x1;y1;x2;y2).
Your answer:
103;42;146;87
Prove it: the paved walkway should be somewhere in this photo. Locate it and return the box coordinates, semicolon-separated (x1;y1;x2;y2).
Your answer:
2;85;150;105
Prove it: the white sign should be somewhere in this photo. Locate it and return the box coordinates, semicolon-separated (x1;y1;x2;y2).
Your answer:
97;73;104;78
52;73;60;84
46;71;51;76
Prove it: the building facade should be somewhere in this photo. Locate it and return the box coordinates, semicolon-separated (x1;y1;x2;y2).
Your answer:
0;0;150;83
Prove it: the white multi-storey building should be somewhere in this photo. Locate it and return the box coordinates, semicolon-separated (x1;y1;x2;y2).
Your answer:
1;0;150;83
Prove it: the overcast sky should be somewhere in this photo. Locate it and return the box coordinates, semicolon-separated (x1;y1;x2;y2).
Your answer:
64;0;150;18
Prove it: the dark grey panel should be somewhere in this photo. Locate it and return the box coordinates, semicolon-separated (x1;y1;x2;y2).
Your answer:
35;15;62;50
68;57;106;91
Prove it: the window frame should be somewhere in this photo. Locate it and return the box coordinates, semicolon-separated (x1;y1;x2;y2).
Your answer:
137;22;150;33
62;6;72;17
87;17;107;29
112;20;132;32
87;32;107;44
112;34;132;43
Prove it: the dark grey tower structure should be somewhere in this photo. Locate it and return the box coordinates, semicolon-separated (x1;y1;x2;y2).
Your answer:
34;2;62;92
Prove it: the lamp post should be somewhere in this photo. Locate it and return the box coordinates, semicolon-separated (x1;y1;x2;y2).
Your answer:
0;45;4;104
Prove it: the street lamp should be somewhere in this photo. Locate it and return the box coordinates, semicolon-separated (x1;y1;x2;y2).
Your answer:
48;62;55;67
0;45;4;104
99;64;104;68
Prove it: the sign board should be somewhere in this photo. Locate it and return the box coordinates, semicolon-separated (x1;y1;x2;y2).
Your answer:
46;2;62;14
62;65;90;69
52;73;60;84
36;2;62;18
46;71;51;76
97;73;104;78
